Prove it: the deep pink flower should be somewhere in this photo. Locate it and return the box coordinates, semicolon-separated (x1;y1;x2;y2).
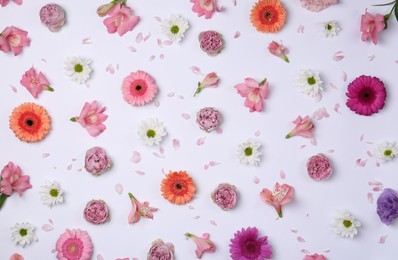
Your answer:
229;227;272;260
0;26;30;56
9;253;24;260
0;0;22;7
285;115;315;139
103;3;139;36
304;253;327;260
360;10;385;45
147;239;175;260
20;67;53;98
71;100;108;137
185;232;216;258
190;0;218;19
84;147;112;176
39;3;66;32
260;182;294;217
122;70;158;106
194;72;219;96
199;30;224;56
211;183;238;210
300;0;338;12
128;192;158;224
307;153;332;181
346;75;386;116
0;162;32;197
268;41;289;63
55;229;93;260
234;78;269;112
83;199;109;224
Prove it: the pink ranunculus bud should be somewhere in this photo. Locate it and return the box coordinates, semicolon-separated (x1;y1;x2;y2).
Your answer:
20;67;53;98
0;26;30;56
39;3;66;32
307;153;332;181
211;183;239;210
84;147;112;176
147;239;175;260
268;41;289;63
196;107;222;132
198;30;224;56
83;199;109;224
360;9;385;45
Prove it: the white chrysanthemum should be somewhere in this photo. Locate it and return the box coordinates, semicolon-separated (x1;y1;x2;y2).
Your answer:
237;139;262;166
297;69;324;98
375;141;398;163
138;118;167;146
331;210;361;238
160;15;189;43
64;56;92;84
322;21;341;38
39;180;64;207
10;222;38;247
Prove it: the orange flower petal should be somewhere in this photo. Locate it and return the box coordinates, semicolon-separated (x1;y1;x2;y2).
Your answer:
161;170;196;205
250;0;287;33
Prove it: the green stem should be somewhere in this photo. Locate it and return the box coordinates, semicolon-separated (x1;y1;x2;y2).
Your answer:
0;194;9;210
373;0;396;6
46;86;54;92
70;117;77;122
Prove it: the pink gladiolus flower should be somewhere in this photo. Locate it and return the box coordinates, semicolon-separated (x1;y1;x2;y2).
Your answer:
285;115;315;139
185;232;216;258
0;26;30;56
190;0;218;19
234;78;269;112
194;72;220;96
71;100;108;137
128;192;158;224
260;182;294;217
360;10;385;45
0;0;22;7
20;67;53;98
103;3;140;36
268;41;289;63
304;253;327;260
0;162;32;196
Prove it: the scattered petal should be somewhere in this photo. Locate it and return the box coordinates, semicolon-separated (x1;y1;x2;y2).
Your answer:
159;54;164;59
297;236;306;242
280;170;286;179
379;235;388;244
82;37;92;44
155;100;160;107
368;180;383;186
196;137;206;146
106;64;115;74
42;153;50;158
97;255;104;260
327;149;335;153
231;0;237;6
301;249;311;254
135;170;145;176
49;219;54;225
157;38;162;47
41;58;47;63
366;151;373;157
71;158;77;162
172;139;180;150
204;164;209;170
254;130;260;137
209;161;219;167
189;66;203;75
334;103;342;114
67;164;72;171
154;16;162;22
194;216;200;219
188;205;194;209
116;64;119;70
163;40;173;46
323;250;331;253
395;60;398;64
149;55;156;61
290;229;298;233
42;223;54;231
234;31;241;38
310;138;317;146
312;107;330;120
367;192;374;203
10;85;17;93
130;151;141;163
136;32;143;43
153;152;164;159
329;83;338;90
182;113;190;120
167;92;175;97
297;24;304;33
253;176;260;184
115;183;123;195
177;95;184;99
373;187;382;192
368;54;375;61
128;46;137;52
333;51;344;61
355;158;367;167
144;32;151;41
300;145;306;149
360;134;364;142
209;220;217;226
341;71;347;82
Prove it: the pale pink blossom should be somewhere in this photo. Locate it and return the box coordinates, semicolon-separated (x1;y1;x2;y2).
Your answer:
9;253;24;260
194;72;220;96
0;162;32;196
72;100;108;137
128;192;158;224
285;115;315;139
190;0;218;19
147;239;175;260
0;0;22;7
103;3;140;36
304;253;327;260
39;3;66;32
0;26;30;56
300;0;338;12
260;182;294;217
20;67;53;98
268;41;289;63
185;232;216;258
360;10;385;45
234;78;269;112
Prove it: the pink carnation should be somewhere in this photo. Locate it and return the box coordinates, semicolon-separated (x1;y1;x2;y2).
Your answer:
211;183;238;210
307;153;332;181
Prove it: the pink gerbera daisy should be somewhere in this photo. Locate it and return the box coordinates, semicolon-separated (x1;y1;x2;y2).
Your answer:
229;227;272;260
55;229;93;260
346;75;386;116
122;70;158;106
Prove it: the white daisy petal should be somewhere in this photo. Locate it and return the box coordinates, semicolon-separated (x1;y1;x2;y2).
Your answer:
160;15;189;43
331;210;361;238
375;141;398;163
237;139;262;166
138;118;167;146
322;21;341;38
297;69;324;98
39;180;64;207
64;56;92;84
10;222;38;247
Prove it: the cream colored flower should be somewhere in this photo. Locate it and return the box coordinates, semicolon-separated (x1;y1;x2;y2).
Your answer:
39;180;64;207
297;69;324;99
10;222;38;247
138;118;167;146
322;21;341;38
331;210;361;238
160;15;189;43
375;141;398;163
64;56;92;84
237;139;262;166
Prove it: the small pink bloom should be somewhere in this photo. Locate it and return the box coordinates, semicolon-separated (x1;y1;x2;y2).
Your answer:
360;10;385;45
147;239;175;260
84;147;112;176
234;78;269;112
190;0;218;19
0;26;30;56
304;253;327;260
84;199;109;224
307;153;332;181
39;3;66;32
128;192;158;224
196;107;222;132
260;182;294;217
0;0;22;7
185;232;216;258
72;100;108;137
0;162;32;196
194;72;220;96
103;3;140;36
198;30;224;56
97;2;117;17
211;183;238;210
20;67;53;98
285;115;315;139
9;253;24;260
268;41;289;63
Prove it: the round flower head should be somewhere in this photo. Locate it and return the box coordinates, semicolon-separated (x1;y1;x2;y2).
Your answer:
346;75;386;116
10;222;38;248
306;153;332;181
196;107;222;132
300;0;339;12
198;30;224;56
161;14;189;43
147;239;175;260
84;199;109;224
138;118;167;146
229;227;272;259
122;70;158;106
375;141;398;163
211;183;239;210
330;210;361;238
297;69;324;99
39;3;66;32
377;188;398;225
161;170;196;205
84;146;112;176
55;229;93;260
64;56;92;84
237;139;262;166
322;21;340;38
9;102;51;143
39;180;64;207
250;0;286;33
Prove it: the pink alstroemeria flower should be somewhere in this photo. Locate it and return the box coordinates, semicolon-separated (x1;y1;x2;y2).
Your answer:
0;0;22;7
20;67;54;98
304;253;327;260
0;162;32;197
194;72;220;96
190;0;218;19
260;182;294;218
360;10;385;45
128;192;158;224
71;101;108;137
268;41;289;63
185;232;216;258
234;78;269;112
0;26;30;56
103;3;140;36
285;115;315;139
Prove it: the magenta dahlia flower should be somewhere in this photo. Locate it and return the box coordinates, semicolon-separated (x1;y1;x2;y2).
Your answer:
122;70;158;106
229;227;272;260
346;75;386;116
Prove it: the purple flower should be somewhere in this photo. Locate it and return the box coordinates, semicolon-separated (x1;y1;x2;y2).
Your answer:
306;153;332;181
83;199;109;224
196;107;222;132
230;227;272;260
211;183;238;210
198;30;224;56
84;147;112;176
39;3;66;32
377;188;398;225
147;239;175;260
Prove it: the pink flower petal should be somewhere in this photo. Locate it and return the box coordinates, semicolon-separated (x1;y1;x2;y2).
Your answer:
163;40;173;46
167;92;175;97
115;183;123;195
334;103;341;114
144;32;151;41
135;170;145;176
323;250;331;253
197;137;206;146
253;176;260;184
42;153;50;158
97;255;104;260
149;55;156;61
209;161;219;167
297;24;304;33
395;60;398;64
327;149;335;153
189;66;203;75
42;224;54;231
177;95;184;99
209;220;217;226
367;193;374;203
128;46;137;52
182;113;190;120
379;235;388;244
172;139;180;150
254;130;260;137
10;85;17;93
216;127;223;134
360;134;364;141
154;16;162;22
41;58;47;63
155;100;160;107
106;64;115;74
157;38;162;47
300;145;306;149
136;32;143;43
368;54;375;61
159;54;164;59
373;187;381;192
332;51;344;61
231;0;237;6
116;64;119;70
194;216;200;219
153;152;164;158
329;83;338;90
341;71;347;82
49;219;54;225
367;151;373;157
204;164;209;170
130;151;141;163
234;31;240;38
368;180;383;186
82;37;92;44
301;249;311;254
290;229;298;233
297;236;306;242
280;170;286;179
310;138;317;146
188;205;194;209
67;164;72;171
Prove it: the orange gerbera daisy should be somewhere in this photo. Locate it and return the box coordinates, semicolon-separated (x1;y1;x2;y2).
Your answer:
9;102;51;143
161;170;196;205
250;0;286;33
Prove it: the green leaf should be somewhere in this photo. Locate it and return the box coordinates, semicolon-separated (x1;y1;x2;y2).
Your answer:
395;5;398;22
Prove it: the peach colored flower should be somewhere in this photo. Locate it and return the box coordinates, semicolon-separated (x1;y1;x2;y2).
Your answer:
360;9;385;45
268;41;289;62
103;3;139;36
260;182;294;217
285;115;314;139
0;26;30;56
128;192;158;224
0;162;32;197
71;101;108;137
20;67;53;98
190;0;218;19
185;233;216;258
234;78;269;112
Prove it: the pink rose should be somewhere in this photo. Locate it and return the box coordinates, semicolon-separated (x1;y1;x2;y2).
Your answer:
103;3;139;36
0;26;30;56
360;10;385;45
84;147;112;176
196;107;222;132
307;153;332;181
20;67;53;98
147;239;175;260
39;3;66;32
199;30;223;56
211;183;238;210
83;199;109;224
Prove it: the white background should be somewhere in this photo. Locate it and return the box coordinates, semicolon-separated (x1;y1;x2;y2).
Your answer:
1;0;398;259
